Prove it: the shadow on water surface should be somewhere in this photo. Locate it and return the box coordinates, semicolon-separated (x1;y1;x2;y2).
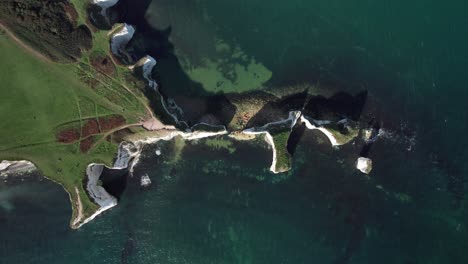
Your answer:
106;0;376;129
100;167;128;200
108;0;237;126
84;1;468;263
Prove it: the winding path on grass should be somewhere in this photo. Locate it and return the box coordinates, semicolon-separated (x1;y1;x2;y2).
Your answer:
72;187;84;227
0;23;52;63
1;22;156;122
89;122;142;150
80;58;156;120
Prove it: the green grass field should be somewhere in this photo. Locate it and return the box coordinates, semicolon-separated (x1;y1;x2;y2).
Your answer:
0;25;147;226
271;131;292;173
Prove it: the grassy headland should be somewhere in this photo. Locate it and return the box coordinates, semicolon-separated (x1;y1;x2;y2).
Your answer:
0;1;151;227
0;0;366;228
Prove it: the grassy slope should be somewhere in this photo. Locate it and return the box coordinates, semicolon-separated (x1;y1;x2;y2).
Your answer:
0;0;171;227
69;0;89;26
0;26;144;225
271;131;292;172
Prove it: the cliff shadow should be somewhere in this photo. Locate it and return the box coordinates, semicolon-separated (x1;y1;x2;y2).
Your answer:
302;90;368;122
108;0;237;127
244;90;310;128
100;167;129;200
248;90;367;160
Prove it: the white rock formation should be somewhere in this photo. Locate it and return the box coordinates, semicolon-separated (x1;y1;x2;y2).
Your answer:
86;165;118;209
111;24;135;57
140;174;151;187
93;0;119;16
141;56;158;90
243;130;278;173
300;116;341;146
114;141;140;169
356;157;373;174
0;160;36;176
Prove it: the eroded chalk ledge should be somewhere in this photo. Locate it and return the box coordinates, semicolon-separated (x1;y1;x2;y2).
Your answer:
72;0;374;228
0;160;36;177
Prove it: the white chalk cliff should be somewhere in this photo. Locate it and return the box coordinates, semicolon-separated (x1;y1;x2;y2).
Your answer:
93;0;119;16
356;157;373;174
111;24;135;59
0;160;36;176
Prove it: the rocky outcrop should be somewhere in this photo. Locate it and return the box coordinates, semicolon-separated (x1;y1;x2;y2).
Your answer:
110;23;135;63
0;160;36;177
300;116;359;146
72;164;118;228
140;56;157;90
130;55;158;90
243;111;300;173
356;157;373;174
140;174;151;187
72;0;371;228
93;0;119;15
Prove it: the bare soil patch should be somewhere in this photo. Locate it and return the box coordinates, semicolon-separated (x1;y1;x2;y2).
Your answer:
91;55;116;76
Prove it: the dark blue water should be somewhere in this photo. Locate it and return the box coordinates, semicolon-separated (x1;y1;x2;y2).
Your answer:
3;0;468;263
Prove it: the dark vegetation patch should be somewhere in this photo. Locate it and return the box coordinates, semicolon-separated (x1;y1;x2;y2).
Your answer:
87;4;119;30
77;64;100;88
62;2;78;23
55;115;126;144
57;127;81;143
98;115;126;131
79;136;95;153
90;54;116;76
81;118;100;138
76;61;147;116
0;0;92;62
123;70;147;93
109;128;132;143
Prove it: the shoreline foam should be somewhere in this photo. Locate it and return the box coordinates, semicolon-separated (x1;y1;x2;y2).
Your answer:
2;0;364;229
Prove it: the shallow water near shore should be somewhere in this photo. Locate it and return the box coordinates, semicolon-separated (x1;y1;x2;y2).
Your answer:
3;0;468;263
1;130;467;263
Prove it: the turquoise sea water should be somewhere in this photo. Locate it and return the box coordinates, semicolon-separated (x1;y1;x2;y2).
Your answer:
3;0;468;263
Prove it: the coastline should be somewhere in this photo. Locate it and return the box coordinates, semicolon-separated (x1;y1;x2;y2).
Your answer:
300;116;341;146
0;0;366;229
